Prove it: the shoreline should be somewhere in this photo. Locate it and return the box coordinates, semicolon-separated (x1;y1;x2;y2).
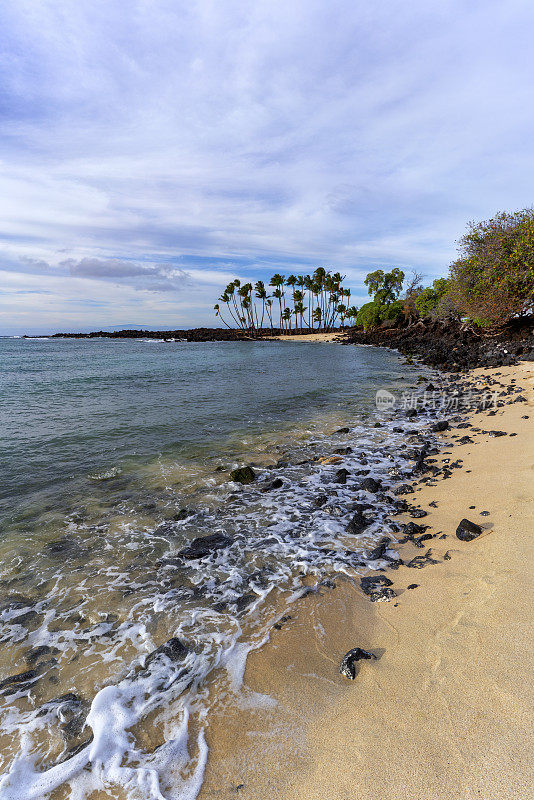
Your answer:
198;361;533;800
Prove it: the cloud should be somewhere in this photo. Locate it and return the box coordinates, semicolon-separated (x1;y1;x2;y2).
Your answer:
1;0;534;332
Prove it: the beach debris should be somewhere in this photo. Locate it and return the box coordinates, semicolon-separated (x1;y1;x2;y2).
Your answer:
339;647;377;679
229;466;256;484
480;511;490;516
407;584;419;590
488;430;507;437
444;550;452;560
456;518;483;541
178;533;233;560
406;549;439;568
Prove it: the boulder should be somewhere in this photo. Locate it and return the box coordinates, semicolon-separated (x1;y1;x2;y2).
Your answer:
229;466;256;484
178;533;233;559
455;518;483;541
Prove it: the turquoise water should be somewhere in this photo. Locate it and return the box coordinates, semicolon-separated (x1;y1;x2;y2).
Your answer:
1;337;407;522
0;337;424;800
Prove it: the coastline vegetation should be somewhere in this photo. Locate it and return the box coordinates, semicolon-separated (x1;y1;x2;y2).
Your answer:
213;208;534;335
214;268;358;334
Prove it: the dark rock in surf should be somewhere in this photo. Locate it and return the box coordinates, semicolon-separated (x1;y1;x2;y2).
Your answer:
346;506;369;535
334;468;350;484
25;645;60;665
261;477;284;491
393;483;414;495
145;637;189;668
339;647;377;680
455;518;483;541
229;466;256;484
178;533;233;560
361;477;381;493
431;420;449;432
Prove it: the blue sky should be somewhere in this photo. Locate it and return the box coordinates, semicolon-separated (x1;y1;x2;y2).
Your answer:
1;0;533;334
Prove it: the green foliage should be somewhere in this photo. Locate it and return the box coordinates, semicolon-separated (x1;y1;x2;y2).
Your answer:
380;299;404;321
364;268;405;305
414;278;450;317
356;301;382;330
448;208;534;322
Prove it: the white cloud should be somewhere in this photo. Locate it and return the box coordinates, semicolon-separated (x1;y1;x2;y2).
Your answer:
1;0;534;331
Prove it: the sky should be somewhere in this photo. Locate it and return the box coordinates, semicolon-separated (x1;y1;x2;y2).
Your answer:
1;0;534;334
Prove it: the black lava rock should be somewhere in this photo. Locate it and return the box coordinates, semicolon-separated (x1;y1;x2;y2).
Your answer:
145;637;189;667
431;420;449;432
229;466;256;484
334;468;350;484
361;477;381;493
360;575;393;596
178;533;233;559
339;647;377;679
455;518;483;542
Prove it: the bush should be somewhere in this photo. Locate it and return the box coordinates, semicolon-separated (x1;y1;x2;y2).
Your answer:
356;301;382;330
414;278;449;317
448;209;534;323
380;299;404;321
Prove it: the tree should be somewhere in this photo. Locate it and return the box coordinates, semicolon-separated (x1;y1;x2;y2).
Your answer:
448;209;534;323
364;268;405;305
270;274;286;331
414;278;450;318
356;301;381;330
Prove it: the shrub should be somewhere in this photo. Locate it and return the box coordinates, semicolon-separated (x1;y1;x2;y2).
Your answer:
380;300;404;321
448;209;534;323
414;278;450;317
356;301;382;330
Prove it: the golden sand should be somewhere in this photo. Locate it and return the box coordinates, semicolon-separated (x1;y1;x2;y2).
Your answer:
199;362;534;800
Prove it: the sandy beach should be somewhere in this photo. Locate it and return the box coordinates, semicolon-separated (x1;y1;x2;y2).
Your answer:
266;332;343;342
199;361;534;800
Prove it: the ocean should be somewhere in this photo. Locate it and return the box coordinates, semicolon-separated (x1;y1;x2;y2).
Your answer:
0;336;426;799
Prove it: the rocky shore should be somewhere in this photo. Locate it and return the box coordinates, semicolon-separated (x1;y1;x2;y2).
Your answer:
197;358;534;800
342;314;534;371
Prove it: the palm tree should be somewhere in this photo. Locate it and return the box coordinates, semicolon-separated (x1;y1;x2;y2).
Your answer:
213;302;232;330
269;274;285;331
282;307;292;331
255;281;267;333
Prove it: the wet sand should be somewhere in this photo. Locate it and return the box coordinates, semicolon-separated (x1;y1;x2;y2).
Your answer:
199;362;534;800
